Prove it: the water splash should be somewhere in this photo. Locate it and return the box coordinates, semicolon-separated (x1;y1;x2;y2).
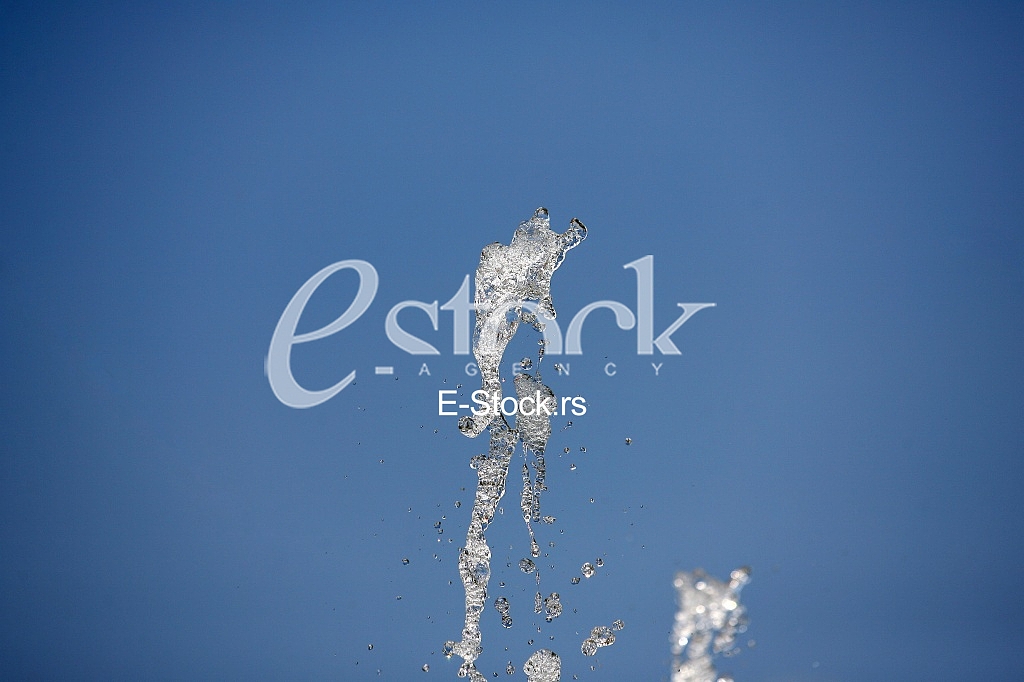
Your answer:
581;623;619;656
441;210;750;681
523;649;561;682
543;592;562;622
445;208;586;681
670;567;751;682
456;207;586;441
494;596;513;628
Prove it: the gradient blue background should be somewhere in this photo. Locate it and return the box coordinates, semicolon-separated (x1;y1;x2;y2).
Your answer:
2;2;1022;680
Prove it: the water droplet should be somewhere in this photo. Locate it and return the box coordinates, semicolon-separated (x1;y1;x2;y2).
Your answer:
402;558;410;565
422;663;430;672
611;619;624;631
543;592;563;622
519;558;537;574
570;576;580;585
494;596;512;628
581;562;595;578
595;557;604;567
624;437;632;445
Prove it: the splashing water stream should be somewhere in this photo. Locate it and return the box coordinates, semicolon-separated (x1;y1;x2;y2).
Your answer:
442;209;750;681
445;209;585;681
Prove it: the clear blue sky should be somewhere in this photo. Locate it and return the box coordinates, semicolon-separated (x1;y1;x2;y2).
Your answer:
2;2;1022;679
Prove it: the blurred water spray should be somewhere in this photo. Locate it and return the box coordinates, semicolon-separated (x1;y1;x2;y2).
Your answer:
670;567;751;682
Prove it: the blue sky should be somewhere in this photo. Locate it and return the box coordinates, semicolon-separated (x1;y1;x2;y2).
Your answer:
2;2;1022;680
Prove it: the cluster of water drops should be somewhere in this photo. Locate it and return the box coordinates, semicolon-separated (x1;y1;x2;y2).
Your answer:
580;620;624;657
671;567;751;682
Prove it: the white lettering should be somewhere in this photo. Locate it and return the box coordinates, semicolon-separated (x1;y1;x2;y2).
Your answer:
624;255;715;355
438;389;458;415
565;301;636;355
267;260;377;408
500;396;518;416
470;389;489;415
653;303;716;355
440;275;473;355
385;300;440;354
